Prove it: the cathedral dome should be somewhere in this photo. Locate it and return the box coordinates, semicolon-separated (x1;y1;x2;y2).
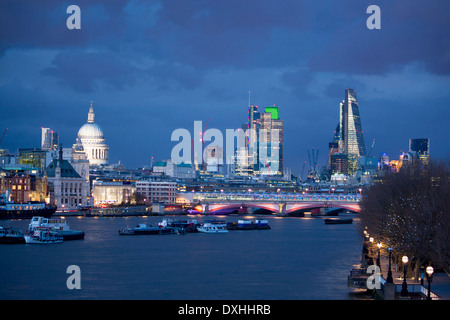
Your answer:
78;122;104;139
74;101;109;166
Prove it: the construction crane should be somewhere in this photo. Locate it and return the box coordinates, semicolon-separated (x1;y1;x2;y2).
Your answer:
0;128;8;147
368;139;376;156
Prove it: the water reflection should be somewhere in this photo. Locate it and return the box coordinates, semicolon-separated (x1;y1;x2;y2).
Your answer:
0;215;362;300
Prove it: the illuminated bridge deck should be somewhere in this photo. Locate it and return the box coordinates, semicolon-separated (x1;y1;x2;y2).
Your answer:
191;192;361;215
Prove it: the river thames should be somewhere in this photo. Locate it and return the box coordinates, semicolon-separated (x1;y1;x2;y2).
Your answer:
0;214;363;300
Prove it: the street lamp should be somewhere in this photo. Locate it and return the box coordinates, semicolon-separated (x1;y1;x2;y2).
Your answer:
401;255;409;297
368;237;374;266
386;247;394;283
426;266;434;300
377;242;382;269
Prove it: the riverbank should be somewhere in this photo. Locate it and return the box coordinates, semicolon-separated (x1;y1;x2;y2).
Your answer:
349;240;450;300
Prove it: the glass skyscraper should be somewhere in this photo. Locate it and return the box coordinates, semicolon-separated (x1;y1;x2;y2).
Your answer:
260;106;283;176
333;89;366;175
235;104;283;176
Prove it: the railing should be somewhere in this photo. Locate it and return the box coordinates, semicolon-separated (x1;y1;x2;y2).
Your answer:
394;283;440;300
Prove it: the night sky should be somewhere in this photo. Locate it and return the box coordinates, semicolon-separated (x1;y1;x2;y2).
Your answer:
0;0;449;174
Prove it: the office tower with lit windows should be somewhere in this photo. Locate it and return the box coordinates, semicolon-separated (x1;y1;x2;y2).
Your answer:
41;128;59;151
409;138;430;165
248;104;260;174
259;105;283;176
330;153;348;175
328;142;339;170
332;89;366;175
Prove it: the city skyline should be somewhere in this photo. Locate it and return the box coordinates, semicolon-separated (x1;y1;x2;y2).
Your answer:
0;1;449;173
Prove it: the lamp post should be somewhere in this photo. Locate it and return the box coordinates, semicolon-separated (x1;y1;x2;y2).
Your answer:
377;242;382;270
369;237;374;266
386;247;394;283
401;255;409;297
426;266;434;300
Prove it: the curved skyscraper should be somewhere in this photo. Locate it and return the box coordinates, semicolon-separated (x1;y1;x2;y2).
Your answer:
342;88;366;157
332;88;366;175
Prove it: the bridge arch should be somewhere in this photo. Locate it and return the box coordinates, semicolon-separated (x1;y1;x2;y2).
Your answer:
285;202;360;214
190;201;360;215
207;202;280;214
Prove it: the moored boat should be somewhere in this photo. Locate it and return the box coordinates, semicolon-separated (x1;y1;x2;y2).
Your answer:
0;226;25;244
28;216;85;240
158;226;186;235
227;219;271;230
119;223;186;235
24;228;63;244
119;223;160;235
197;221;229;233
0;191;57;220
157;218;199;232
324;218;353;225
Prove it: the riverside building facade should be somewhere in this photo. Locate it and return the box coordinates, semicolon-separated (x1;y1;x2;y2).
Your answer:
136;180;177;204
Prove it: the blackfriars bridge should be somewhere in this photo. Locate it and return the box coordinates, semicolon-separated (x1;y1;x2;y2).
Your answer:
191;192;361;216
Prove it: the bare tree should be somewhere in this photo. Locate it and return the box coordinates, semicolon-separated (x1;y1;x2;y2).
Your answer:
359;160;450;276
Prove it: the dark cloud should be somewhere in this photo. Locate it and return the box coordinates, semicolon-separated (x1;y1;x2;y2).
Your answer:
41;50;205;93
0;0;449;169
1;1;448;75
43;51;139;93
307;1;450;75
280;67;316;100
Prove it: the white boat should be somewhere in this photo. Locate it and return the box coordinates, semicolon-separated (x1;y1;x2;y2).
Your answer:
157;218;199;232
197;222;229;233
24;228;63;244
29;216;84;240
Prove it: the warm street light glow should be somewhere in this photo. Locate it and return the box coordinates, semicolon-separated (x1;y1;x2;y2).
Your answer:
369;237;374;243
402;256;408;264
426;266;434;276
377;242;382;249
